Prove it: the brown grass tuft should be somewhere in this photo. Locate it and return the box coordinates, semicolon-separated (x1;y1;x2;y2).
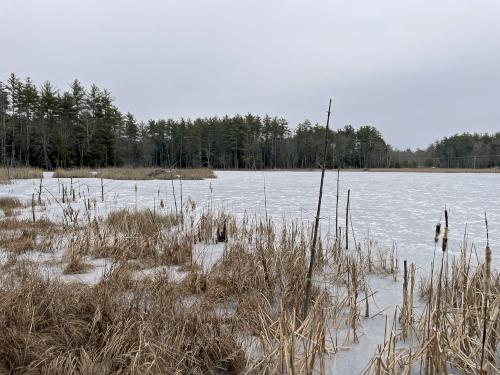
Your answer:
53;167;216;180
106;208;179;236
0;167;42;183
0;197;24;216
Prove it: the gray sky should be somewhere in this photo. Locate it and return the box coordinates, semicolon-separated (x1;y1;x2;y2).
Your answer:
2;0;500;149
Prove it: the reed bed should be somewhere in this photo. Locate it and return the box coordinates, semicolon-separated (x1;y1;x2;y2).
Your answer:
53;167;216;180
0;187;404;374
365;213;499;375
0;167;42;183
0;197;24;216
0;214;57;255
0;183;495;374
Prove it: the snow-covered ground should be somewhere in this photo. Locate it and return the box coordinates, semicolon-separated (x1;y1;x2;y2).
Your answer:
1;170;498;374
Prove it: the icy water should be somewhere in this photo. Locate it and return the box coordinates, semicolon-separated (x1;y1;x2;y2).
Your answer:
2;170;499;374
3;170;498;269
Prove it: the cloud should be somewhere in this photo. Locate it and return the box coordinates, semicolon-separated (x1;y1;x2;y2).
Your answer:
2;0;499;148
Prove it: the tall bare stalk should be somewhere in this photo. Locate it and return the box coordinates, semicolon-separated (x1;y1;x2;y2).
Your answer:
480;212;491;374
335;167;339;241
346;189;350;250
303;99;331;318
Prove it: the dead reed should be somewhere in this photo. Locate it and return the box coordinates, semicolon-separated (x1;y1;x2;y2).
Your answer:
0;215;57;255
0;193;405;374
0;167;42;183
53;167;216;180
0;179;494;374
0;197;24;217
365;214;499;375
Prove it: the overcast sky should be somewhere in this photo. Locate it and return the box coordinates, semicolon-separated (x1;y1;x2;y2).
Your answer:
2;0;499;149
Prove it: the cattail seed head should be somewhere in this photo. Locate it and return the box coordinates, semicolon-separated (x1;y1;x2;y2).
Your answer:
434;223;441;243
442;209;449;252
485;245;492;282
442;227;448;252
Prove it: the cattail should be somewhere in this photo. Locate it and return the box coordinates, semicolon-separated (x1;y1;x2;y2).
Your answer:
480;213;491;373
442;209;448;252
485;245;491;282
442;229;448;252
434;223;441;243
480;244;492;373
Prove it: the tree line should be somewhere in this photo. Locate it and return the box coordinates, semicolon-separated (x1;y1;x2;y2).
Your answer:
1;74;498;170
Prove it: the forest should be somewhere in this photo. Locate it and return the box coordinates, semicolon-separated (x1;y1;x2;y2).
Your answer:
1;73;499;170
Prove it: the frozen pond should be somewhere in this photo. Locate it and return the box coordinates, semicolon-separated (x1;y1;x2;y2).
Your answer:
1;170;499;374
2;170;498;270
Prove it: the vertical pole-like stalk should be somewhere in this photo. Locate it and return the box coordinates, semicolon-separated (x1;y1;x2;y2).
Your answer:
303;99;332;318
335;167;339;241
38;177;42;205
346;189;350;250
31;193;35;223
480;212;491;374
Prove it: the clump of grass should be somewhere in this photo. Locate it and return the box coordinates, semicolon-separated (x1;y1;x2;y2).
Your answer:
0;230;37;253
53;167;216;180
0;264;246;374
63;240;95;275
0;216;57;254
0;167;42;183
0;228;57;254
0;217;55;231
63;254;94;274
0;197;24;216
52;168;97;178
366;216;499;375
106;208;179;236
65;208;190;266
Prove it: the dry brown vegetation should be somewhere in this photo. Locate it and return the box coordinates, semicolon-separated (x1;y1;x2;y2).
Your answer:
0;197;24;216
355;167;500;173
0;193;403;374
0;167;42;183
0;217;54;231
0;188;496;374
365;215;499;375
0;216;57;254
69;208;188;266
53;167;216;180
63;253;94;274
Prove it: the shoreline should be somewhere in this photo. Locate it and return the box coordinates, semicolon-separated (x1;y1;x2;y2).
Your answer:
214;167;500;173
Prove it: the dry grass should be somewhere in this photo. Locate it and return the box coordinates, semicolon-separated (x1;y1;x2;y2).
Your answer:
0;197;24;217
62;251;94;274
53;167;216;180
365;218;499;374
106;208;179;236
0;167;42;183
52;168;98;178
0;188;493;374
0;217;55;231
0;216;57;254
341;167;500;173
65;208;191;267
0;266;245;374
0;229;56;254
0;200;392;374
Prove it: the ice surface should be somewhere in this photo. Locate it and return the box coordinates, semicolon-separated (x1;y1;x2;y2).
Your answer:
1;170;499;374
2;171;498;269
